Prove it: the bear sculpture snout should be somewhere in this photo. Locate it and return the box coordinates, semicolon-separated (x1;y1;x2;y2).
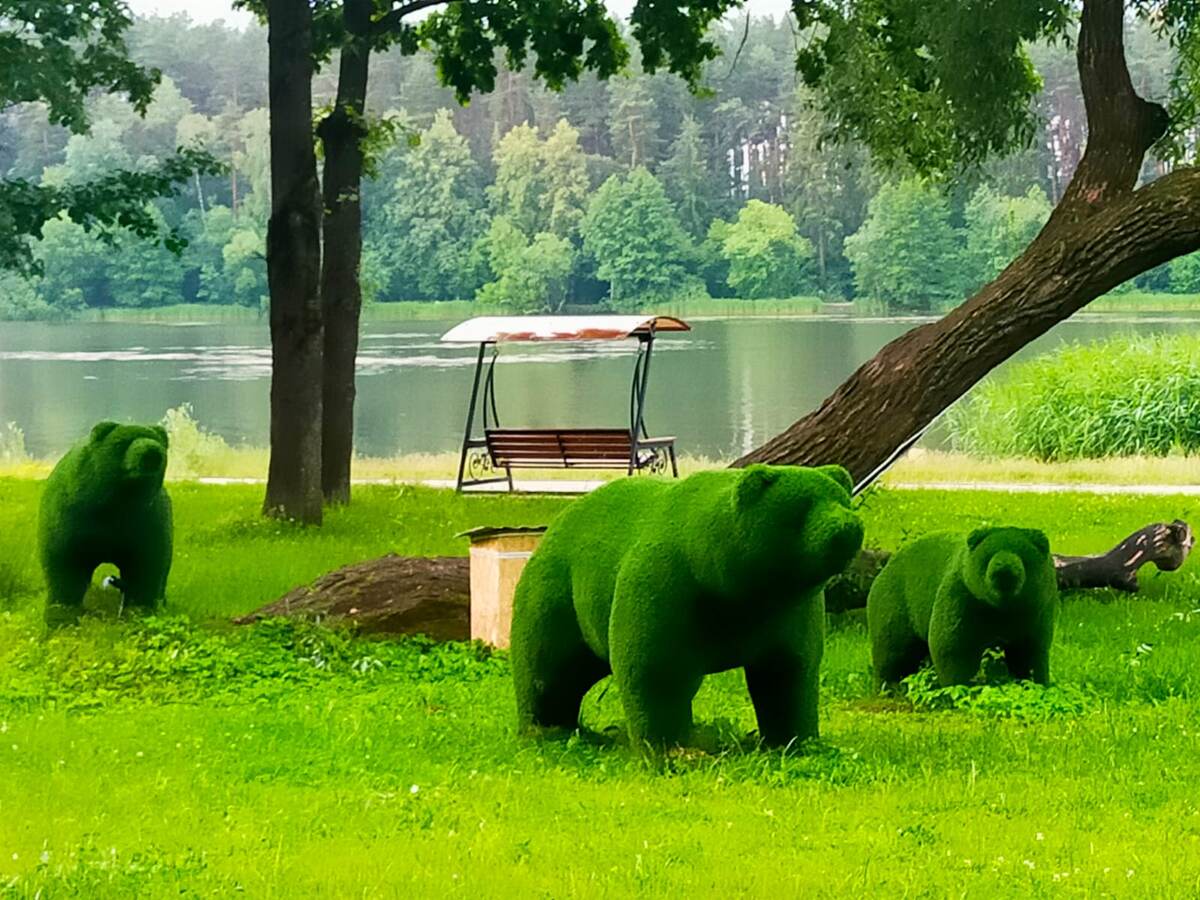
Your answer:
807;511;864;576
986;551;1025;599
126;438;167;483
829;515;865;568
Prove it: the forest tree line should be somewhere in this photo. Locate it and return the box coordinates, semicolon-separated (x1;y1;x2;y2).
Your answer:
1;11;1195;321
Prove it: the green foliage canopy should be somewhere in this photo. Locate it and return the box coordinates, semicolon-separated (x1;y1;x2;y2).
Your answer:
0;2;221;274
368;110;486;300
791;0;1200;172
582;167;697;307
476;220;574;312
844;179;963;311
713;200;813;300
962;186;1052;292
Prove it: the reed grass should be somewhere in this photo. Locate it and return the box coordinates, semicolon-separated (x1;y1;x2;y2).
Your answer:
948;332;1200;460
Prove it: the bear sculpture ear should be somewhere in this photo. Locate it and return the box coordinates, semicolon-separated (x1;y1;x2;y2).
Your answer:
967;527;992;551
89;421;120;444
815;464;853;494
735;465;781;508
1023;528;1050;556
151;425;169;448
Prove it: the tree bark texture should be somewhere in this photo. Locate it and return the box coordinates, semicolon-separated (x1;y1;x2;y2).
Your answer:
735;0;1199;483
263;0;324;524
825;520;1195;614
318;0;372;506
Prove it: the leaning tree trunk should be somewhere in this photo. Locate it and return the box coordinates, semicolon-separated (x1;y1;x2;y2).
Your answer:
263;0;324;524
735;0;1200;481
318;0;372;506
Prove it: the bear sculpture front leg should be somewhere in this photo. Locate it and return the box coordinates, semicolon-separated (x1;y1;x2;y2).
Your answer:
511;555;610;734
609;553;703;748
744;598;825;745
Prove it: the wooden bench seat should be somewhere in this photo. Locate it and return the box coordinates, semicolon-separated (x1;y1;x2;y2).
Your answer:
485;428;676;472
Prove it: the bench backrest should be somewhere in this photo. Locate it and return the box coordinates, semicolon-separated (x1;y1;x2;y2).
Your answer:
486;428;633;468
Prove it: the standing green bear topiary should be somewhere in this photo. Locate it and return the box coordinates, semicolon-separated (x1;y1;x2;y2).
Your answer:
510;465;864;749
867;527;1058;688
39;421;173;627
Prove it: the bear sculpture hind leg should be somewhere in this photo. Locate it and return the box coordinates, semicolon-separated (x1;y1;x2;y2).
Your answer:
511;559;610;734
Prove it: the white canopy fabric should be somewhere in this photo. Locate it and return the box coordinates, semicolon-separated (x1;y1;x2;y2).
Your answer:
440;315;690;344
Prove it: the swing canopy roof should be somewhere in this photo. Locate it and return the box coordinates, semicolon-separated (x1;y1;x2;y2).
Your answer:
440;315;690;344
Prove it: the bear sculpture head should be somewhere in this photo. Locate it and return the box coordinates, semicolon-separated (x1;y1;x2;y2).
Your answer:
85;421;170;499
731;464;864;588
962;526;1052;607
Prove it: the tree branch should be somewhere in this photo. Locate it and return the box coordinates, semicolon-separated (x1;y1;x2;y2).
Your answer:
1050;0;1170;225
373;0;453;35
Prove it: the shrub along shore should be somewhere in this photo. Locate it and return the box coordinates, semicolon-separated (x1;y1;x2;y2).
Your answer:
2;480;1200;894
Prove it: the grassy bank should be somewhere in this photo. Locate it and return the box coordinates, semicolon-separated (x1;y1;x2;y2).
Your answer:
59;292;1200;326
6;446;1200;487
886;448;1200;486
1087;290;1200;313
3;480;1200;894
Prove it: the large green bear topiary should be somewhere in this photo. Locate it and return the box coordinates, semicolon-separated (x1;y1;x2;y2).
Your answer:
510;464;864;748
39;421;173;627
867;527;1058;688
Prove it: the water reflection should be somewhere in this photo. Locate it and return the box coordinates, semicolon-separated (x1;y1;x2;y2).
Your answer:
0;315;1194;458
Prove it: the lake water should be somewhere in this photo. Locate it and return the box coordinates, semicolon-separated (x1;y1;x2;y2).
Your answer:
2;314;1199;459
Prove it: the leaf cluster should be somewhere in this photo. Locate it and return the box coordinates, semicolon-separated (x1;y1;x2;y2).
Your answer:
0;0;160;131
0;146;225;275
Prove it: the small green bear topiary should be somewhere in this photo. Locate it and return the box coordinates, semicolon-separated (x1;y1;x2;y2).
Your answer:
39;421;173;627
510;464;864;748
867;527;1058;688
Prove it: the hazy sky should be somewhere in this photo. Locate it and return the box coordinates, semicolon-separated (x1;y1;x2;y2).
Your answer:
125;0;795;28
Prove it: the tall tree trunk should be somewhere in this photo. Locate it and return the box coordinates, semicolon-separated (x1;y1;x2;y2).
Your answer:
263;0;324;524
735;0;1200;482
318;0;371;505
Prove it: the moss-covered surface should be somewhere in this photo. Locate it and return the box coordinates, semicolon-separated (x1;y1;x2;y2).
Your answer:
38;422;173;626
867;527;1058;687
511;466;864;747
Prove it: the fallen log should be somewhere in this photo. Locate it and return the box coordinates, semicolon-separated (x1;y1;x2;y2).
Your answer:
233;554;469;640
1054;519;1194;592
826;520;1195;614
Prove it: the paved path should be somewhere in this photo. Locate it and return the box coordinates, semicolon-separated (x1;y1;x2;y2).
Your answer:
196;476;1200;496
888;481;1200;496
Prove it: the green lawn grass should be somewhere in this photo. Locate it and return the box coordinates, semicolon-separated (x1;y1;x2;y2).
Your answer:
3;481;1200;896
